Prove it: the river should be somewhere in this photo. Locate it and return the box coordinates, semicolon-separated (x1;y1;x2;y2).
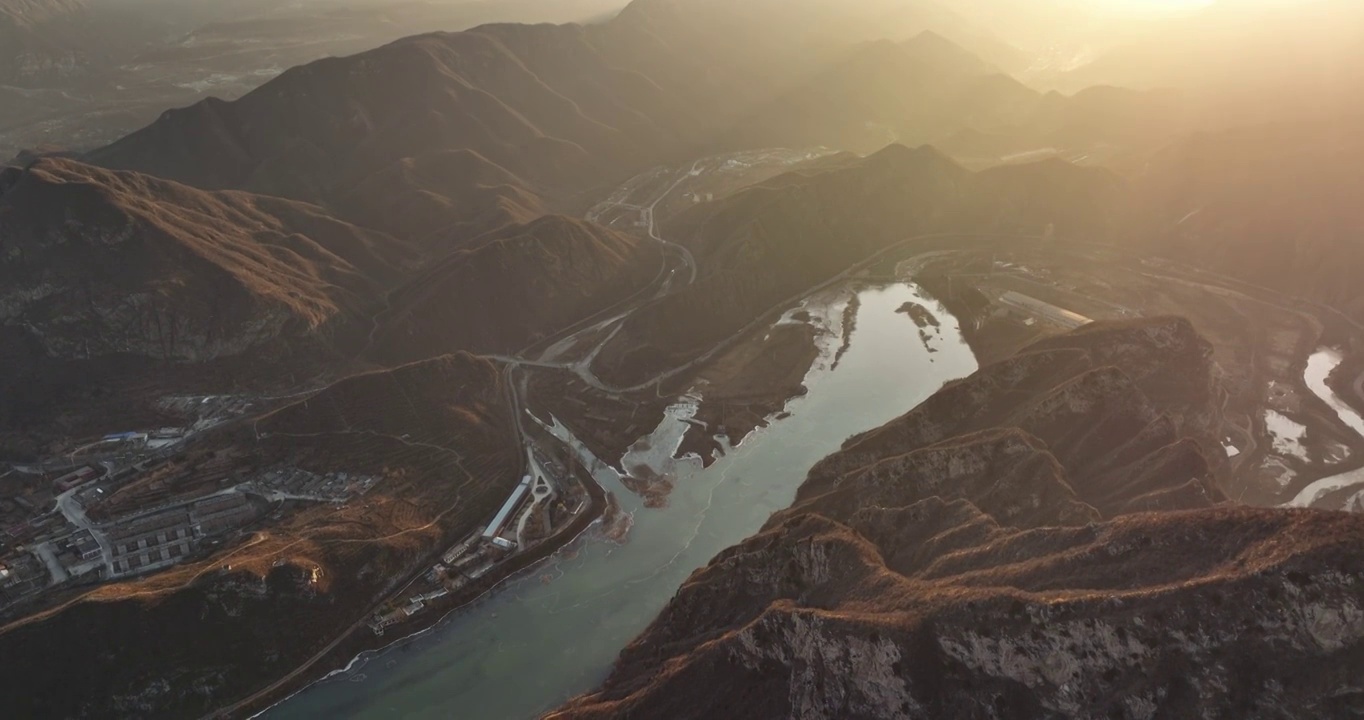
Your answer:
1289;349;1364;510
264;281;977;719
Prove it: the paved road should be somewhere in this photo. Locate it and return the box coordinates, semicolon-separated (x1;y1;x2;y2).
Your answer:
33;542;69;584
55;489;114;575
212;165;1035;720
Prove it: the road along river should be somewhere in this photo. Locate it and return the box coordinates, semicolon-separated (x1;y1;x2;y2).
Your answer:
263;281;977;719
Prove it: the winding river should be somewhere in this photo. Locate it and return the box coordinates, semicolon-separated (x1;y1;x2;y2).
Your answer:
264;282;977;719
1290;349;1364;510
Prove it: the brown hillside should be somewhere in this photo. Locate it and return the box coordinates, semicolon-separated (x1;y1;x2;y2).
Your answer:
1131;119;1364;319
592;145;1123;386
551;320;1364;720
0;157;417;364
722;33;1007;153
371;214;664;364
336;149;545;250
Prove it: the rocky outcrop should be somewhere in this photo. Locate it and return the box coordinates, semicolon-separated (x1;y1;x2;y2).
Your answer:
550;319;1364;720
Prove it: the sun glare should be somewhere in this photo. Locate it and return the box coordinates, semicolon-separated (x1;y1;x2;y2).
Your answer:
1100;0;1217;15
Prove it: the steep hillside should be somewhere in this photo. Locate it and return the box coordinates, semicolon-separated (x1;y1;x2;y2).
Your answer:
0;158;416;365
551;320;1364;720
336;149;546;250
964;158;1127;238
592;145;1123;386
1132;119;1364;319
370;214;664;364
85;23;697;217
76;1;1127;226
722;33;1021;153
605;0;1020;109
1051;0;1364;124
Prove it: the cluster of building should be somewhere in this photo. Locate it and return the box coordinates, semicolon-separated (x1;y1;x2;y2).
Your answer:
368;525;510;635
155;395;255;427
16;489;264;590
54;466;102;493
0;388;396;616
0;428;385;614
0;554;48;606
367;455;574;635
0;497;50;548
102;493;258;577
245;468;381;503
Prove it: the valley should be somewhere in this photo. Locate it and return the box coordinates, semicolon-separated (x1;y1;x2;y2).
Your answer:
5;142;1364;718
265;217;1364;720
1;1;1363;718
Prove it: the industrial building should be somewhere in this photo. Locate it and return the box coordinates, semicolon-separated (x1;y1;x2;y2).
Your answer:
996;291;1092;330
54;466;101;493
482;475;533;541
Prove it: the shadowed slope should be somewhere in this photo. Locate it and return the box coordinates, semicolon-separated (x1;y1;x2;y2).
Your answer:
0;157;416;363
550;320;1364;720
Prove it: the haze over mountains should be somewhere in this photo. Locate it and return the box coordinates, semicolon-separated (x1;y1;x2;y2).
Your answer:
4;0;1363;441
2;0;1364;718
0;158;416;362
591;145;1123;385
552;319;1364;720
0;0;633;160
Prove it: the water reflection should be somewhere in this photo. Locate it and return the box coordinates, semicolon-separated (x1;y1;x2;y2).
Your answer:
1289;349;1364;509
265;283;977;720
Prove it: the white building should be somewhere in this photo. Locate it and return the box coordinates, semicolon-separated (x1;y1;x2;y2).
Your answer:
997;291;1092;330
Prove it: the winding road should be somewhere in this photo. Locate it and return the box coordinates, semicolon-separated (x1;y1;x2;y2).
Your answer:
206;158;1046;720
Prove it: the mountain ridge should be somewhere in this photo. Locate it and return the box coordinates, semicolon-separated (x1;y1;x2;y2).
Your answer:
549;318;1364;720
0;156;416;364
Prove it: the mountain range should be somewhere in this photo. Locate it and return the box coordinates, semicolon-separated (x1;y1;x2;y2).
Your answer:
3;7;1167;444
551;319;1364;719
2;0;1364;718
591;145;1124;385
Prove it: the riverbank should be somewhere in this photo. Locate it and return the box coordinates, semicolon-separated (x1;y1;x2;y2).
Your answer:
219;452;610;719
261;281;978;720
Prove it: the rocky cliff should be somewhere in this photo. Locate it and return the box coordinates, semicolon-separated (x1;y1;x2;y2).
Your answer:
550;318;1364;720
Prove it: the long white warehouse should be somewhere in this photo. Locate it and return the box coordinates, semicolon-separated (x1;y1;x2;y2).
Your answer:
483;475;533;540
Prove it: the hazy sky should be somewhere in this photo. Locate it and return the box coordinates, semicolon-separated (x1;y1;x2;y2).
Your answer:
1094;0;1215;14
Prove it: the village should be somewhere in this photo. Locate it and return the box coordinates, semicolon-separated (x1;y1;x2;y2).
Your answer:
0;397;382;614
